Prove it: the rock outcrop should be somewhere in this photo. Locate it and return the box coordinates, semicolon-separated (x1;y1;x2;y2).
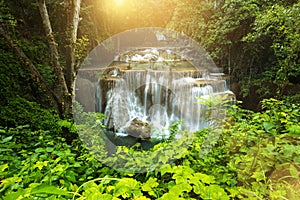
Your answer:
124;118;152;140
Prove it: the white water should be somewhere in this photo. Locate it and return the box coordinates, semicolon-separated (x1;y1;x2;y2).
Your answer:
97;69;234;138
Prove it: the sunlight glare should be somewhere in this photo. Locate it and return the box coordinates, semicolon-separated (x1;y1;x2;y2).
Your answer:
114;0;124;6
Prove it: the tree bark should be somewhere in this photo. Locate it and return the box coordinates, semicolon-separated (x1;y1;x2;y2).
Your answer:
36;0;81;119
64;0;81;118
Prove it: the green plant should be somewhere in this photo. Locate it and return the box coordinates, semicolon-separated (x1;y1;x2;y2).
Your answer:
1;98;299;199
0;97;60;131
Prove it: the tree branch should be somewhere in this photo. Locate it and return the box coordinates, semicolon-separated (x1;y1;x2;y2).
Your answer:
0;24;59;105
73;0;82;73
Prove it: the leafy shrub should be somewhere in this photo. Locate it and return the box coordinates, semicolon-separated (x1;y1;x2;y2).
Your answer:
0;125;106;199
1;98;299;199
0;96;60;131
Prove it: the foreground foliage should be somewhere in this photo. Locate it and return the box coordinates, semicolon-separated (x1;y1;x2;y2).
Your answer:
0;98;300;199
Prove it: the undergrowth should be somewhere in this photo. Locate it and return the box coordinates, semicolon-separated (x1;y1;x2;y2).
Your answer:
0;98;300;199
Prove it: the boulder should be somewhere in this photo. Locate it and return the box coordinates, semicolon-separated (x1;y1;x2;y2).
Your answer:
124;118;152;140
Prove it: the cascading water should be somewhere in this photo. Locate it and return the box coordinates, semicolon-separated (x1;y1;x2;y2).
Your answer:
74;28;236;172
95;47;235;140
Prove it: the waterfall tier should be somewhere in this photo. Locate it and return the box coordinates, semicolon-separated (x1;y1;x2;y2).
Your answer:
76;45;235;140
93;61;234;139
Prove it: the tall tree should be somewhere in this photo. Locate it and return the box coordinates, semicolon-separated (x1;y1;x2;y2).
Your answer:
167;0;300;108
243;2;300;96
0;0;81;119
37;0;81;118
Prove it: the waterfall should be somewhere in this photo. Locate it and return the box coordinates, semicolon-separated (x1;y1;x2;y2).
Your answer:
96;66;233;139
74;28;239;173
73;42;234;140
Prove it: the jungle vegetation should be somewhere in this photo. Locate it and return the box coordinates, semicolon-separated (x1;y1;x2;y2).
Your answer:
0;0;299;199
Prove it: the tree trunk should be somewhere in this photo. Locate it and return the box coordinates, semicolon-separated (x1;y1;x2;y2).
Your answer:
37;0;81;119
64;0;81;119
1;0;82;143
37;0;68;117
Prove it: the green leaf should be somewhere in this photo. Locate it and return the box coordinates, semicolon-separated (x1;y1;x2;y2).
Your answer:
1;136;13;143
16;125;30;129
2;189;25;200
1;176;22;186
159;192;185;200
203;185;229;200
0;148;13;152
34;161;49;170
113;185;131;198
30;184;70;196
287;124;300;135
194;173;215;184
84;186;112;200
98;194;113;200
193;182;205;195
46;147;54;152
158;154;169;163
159;164;172;176
65;171;77;182
35;148;44;153
0;164;9;172
169;183;192;196
73;162;82;167
263;122;275;132
251;171;266;182
113;178;139;198
142;177;159;192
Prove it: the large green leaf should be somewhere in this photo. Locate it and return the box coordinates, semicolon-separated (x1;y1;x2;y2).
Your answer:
30;184;70;196
263;122;275;132
1;136;13;143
